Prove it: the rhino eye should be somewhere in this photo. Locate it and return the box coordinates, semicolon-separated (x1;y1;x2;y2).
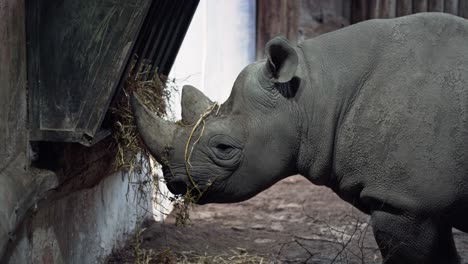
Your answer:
214;143;235;158
216;144;233;151
212;144;237;160
209;135;242;163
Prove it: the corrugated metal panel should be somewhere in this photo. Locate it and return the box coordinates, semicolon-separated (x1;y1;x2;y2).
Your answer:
131;0;199;77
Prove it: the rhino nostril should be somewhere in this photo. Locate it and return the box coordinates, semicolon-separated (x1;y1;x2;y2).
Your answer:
168;177;188;195
172;181;187;195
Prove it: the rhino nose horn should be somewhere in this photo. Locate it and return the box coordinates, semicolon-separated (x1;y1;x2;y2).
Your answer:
131;92;176;162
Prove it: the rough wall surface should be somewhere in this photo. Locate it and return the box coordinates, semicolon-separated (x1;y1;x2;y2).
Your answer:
0;0;58;257
7;170;157;264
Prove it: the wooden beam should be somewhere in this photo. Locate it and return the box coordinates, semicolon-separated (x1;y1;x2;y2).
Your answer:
343;0;352;22
0;0;27;160
397;0;413;16
460;0;468;18
368;0;381;18
256;0;298;59
428;0;444;11
352;0;369;23
286;0;299;43
413;0;428;12
368;0;397;19
444;0;459;14
379;0;397;18
0;0;28;258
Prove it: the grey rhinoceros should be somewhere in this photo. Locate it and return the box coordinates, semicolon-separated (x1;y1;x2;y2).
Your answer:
132;13;468;264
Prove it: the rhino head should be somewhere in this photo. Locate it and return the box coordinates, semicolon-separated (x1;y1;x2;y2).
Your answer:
132;37;305;204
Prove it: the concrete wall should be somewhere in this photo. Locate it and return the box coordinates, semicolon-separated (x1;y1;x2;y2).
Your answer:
6;167;170;264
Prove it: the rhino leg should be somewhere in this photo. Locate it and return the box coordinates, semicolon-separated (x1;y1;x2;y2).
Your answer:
371;211;460;264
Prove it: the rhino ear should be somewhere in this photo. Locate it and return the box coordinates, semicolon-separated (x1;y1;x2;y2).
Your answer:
181;85;213;124
264;36;298;83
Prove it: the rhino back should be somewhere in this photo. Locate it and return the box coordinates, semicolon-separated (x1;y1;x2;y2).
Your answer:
307;13;468;215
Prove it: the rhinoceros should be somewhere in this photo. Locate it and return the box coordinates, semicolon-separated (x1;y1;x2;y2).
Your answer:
132;13;468;264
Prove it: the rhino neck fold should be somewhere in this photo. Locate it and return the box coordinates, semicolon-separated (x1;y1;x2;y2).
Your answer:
295;34;378;188
295;45;339;187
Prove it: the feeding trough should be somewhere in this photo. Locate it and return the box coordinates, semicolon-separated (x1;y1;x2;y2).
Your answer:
26;0;199;146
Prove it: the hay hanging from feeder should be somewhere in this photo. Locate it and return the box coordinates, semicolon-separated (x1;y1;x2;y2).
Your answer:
111;70;170;173
110;65;194;226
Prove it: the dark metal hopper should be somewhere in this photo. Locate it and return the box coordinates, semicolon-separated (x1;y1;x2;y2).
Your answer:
27;0;199;146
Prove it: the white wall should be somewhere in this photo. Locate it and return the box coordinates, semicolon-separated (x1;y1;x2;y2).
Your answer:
7;165;171;264
169;0;256;118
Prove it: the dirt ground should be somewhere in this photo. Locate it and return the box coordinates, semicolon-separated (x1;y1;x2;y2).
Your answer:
108;176;468;263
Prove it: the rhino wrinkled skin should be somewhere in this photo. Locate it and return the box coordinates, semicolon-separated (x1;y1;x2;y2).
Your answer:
133;13;468;263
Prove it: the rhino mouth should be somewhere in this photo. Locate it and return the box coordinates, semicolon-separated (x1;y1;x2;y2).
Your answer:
166;174;219;201
161;162;231;203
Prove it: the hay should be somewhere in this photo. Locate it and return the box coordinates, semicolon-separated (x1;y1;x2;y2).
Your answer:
110;63;223;227
110;66;177;222
177;249;270;264
131;247;270;264
111;69;169;173
108;220;272;264
110;65;196;227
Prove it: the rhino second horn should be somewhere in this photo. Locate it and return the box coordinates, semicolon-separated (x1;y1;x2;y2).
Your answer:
131;93;176;162
181;85;213;124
